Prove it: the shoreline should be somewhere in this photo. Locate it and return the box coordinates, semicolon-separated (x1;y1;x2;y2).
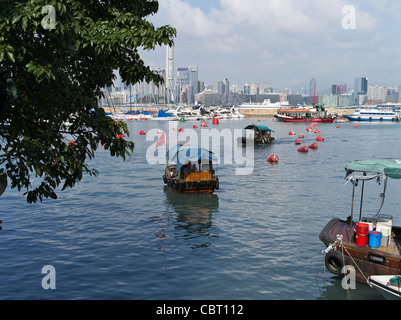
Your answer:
102;106;355;117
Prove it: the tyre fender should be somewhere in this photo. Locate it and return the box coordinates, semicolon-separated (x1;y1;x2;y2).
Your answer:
324;250;347;276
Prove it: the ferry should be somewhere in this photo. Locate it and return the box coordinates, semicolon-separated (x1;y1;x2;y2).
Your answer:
274;103;336;123
345;107;400;122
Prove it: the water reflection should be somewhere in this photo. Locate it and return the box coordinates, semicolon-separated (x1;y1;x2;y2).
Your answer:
163;187;219;249
316;275;385;300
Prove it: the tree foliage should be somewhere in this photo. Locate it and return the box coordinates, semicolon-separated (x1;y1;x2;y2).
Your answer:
0;0;176;203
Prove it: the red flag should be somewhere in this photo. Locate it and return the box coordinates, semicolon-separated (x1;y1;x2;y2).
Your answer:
155;132;165;149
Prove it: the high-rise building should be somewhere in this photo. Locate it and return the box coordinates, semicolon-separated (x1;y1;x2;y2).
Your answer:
310;78;316;96
355;77;368;105
332;84;347;95
166;45;174;102
355;77;368;94
188;65;198;97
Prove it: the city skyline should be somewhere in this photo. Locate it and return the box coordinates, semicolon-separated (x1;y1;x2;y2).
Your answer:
140;0;401;93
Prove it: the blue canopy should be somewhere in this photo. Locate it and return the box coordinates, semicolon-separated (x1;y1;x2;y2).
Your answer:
167;144;217;171
157;109;175;117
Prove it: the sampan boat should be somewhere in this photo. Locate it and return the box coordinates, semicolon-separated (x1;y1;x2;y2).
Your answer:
320;160;401;284
163;144;219;193
239;124;275;145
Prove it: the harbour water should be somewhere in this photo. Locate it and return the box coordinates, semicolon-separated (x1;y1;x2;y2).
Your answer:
1;117;401;300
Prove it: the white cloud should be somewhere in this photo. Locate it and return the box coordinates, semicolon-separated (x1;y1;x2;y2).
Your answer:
143;0;400;90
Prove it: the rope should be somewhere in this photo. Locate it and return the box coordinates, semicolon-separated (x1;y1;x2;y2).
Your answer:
329;234;373;288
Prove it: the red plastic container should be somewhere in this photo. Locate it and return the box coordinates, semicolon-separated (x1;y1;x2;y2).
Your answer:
355;222;369;246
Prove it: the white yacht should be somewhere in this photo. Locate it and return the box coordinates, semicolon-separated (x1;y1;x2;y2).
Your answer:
239;99;289;109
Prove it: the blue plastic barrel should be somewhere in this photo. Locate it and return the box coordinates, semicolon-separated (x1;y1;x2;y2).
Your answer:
369;231;382;248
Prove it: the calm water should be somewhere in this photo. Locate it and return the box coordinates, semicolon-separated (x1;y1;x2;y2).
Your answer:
1;117;401;300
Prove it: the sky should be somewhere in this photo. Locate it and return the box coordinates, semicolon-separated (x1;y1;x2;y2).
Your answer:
140;0;401;94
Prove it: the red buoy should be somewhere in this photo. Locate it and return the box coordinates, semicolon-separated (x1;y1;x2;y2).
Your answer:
295;139;301;145
139;130;145;135
213;118;219;124
314;130;320;134
309;143;318;149
306;127;313;132
193;125;198;128
316;136;324;141
201;122;207;127
298;146;308;152
299;134;304;138
267;154;279;162
289;131;296;135
336;125;341;128
354;125;359;127
178;128;184;132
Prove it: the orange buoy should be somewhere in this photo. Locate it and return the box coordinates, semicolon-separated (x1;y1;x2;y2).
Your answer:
354;125;359;127
267;154;279;162
298;146;308;152
336;125;341;128
316;136;324;141
193;125;198;128
309;143;318;149
295;139;301;145
289;131;296;135
139;130;145;135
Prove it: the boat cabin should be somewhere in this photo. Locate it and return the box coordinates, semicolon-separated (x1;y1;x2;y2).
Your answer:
163;144;219;193
240;124;275;144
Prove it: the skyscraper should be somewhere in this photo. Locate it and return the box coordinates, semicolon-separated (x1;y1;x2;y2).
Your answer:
166;45;174;102
355;77;368;94
310;78;316;96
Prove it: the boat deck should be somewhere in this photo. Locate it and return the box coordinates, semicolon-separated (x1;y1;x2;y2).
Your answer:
326;218;401;258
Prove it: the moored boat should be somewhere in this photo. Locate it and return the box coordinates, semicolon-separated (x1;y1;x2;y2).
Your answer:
369;275;401;300
274;104;335;123
320;160;401;284
239;124;275;145
345;106;400;122
163;144;219;193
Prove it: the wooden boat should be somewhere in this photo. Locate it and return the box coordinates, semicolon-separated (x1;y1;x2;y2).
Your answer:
320;160;401;284
369;275;401;300
274;104;335;123
163;144;219;193
239;124;275;145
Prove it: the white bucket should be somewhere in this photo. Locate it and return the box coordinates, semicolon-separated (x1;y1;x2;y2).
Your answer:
376;225;391;247
376;224;391;236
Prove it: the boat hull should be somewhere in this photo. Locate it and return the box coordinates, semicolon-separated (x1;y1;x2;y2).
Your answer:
163;176;219;193
274;115;335;123
369;275;401;300
345;115;399;122
320;218;401;284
